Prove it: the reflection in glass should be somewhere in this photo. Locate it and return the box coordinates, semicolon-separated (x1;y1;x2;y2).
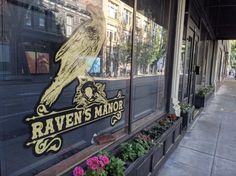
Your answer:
132;0;170;120
178;40;186;101
36;52;49;73
0;0;132;175
183;37;192;98
25;51;36;74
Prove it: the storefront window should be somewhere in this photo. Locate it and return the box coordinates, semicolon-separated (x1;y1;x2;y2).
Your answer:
0;0;131;175
0;0;171;175
133;0;170;120
183;37;192;98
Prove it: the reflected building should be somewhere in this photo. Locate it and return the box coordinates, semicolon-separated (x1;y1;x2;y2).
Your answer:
0;0;166;80
0;0;91;80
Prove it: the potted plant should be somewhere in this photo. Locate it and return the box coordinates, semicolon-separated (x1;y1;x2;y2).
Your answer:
195;85;214;108
180;103;194;130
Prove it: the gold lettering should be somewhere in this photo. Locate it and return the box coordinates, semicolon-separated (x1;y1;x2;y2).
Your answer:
85;108;92;121
108;102;113;113
65;113;74;128
119;100;123;110
95;106;102;118
55;115;65;131
113;101;119;111
74;111;82;125
31;122;44;139
103;104;107;115
44;119;55;136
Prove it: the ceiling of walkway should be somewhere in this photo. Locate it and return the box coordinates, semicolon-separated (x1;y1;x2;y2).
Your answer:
206;0;236;39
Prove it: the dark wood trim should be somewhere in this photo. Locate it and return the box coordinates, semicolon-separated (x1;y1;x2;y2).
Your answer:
127;0;137;134
165;0;178;112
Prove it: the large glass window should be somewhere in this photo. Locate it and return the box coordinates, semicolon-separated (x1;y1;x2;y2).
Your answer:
178;40;186;101
133;0;170;120
0;0;171;175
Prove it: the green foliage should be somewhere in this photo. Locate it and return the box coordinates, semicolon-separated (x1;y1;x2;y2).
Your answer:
132;142;147;158
180;103;192;113
197;85;214;97
120;142;138;162
134;137;151;151
105;155;125;176
158;118;173;130
85;169;107;176
134;26;168;73
97;151;125;176
120;134;151;162
142;127;164;141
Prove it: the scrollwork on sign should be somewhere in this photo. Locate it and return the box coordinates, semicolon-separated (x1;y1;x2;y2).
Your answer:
110;111;122;126
30;136;62;155
37;104;49;116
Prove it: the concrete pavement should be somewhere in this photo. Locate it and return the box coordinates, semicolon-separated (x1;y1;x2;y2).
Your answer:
157;79;236;176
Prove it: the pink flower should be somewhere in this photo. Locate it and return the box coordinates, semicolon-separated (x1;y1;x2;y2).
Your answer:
98;155;110;165
86;159;93;166
73;166;85;176
90;164;98;170
86;156;100;170
99;160;105;168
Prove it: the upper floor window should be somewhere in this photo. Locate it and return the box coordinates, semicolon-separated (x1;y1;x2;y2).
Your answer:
39;16;45;28
123;31;131;42
66;15;73;37
25;11;32;27
123;9;132;25
143;21;148;32
136;17;142;28
107;24;118;42
108;1;118;19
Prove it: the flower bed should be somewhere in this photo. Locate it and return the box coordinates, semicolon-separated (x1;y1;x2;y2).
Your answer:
72;115;183;176
73;153;125;176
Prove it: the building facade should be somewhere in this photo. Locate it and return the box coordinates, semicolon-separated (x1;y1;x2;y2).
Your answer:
0;0;230;175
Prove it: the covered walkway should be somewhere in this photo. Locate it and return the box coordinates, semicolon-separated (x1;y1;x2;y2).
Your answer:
157;79;236;176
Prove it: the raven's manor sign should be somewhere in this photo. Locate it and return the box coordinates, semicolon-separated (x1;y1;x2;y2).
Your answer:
24;4;125;156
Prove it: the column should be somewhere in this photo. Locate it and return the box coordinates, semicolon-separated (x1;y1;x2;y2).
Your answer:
170;0;186;116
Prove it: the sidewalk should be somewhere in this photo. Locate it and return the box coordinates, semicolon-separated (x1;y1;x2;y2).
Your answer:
156;79;236;176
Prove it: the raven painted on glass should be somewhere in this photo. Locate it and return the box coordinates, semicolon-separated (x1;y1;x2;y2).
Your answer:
39;4;106;108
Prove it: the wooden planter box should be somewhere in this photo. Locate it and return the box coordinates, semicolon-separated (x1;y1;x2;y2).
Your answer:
125;149;153;176
116;117;183;176
151;117;183;174
151;143;164;171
